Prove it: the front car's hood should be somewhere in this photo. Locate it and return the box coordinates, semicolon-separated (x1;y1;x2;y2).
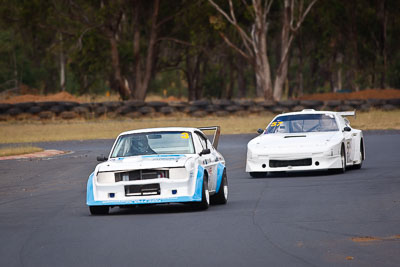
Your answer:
248;131;343;154
97;154;194;172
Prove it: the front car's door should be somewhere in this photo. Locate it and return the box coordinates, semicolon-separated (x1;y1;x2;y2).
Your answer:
195;131;218;193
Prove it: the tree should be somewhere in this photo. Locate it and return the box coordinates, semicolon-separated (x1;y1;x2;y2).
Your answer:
209;0;317;100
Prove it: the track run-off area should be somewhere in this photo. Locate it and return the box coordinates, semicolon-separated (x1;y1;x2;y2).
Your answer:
0;131;399;267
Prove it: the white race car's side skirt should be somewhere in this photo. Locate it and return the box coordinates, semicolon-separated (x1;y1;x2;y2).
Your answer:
246;154;342;172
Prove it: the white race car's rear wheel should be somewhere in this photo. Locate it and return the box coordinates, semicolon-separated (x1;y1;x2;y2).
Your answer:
249;172;267;178
211;170;228;205
89;206;109;215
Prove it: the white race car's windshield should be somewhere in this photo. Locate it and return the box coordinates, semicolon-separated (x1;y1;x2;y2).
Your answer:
266;114;339;134
111;131;195;157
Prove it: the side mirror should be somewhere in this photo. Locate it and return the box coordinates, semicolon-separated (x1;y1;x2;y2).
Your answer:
343;126;351;132
257;128;264;134
199;148;211;156
97;155;108;162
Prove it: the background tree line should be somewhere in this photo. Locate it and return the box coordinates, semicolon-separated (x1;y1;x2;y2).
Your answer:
0;0;399;101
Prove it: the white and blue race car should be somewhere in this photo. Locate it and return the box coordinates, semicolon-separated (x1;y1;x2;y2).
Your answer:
87;127;227;215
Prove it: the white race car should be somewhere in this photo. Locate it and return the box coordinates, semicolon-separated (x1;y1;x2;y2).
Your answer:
87;127;227;215
246;109;365;177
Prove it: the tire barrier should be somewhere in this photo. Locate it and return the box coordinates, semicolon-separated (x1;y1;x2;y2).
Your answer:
1;98;399;120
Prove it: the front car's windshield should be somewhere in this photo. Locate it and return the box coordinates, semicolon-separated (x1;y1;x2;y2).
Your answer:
266;113;339;134
110;131;195;157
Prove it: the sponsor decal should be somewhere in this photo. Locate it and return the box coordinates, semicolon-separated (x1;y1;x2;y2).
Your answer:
142;154;186;161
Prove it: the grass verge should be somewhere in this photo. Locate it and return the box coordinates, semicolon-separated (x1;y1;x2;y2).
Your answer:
0;110;399;144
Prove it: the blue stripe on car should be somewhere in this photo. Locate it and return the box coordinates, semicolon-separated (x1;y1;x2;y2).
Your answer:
86;172;95;205
215;163;225;193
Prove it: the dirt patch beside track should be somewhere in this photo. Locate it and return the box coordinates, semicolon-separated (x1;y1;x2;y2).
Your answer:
0;149;67;160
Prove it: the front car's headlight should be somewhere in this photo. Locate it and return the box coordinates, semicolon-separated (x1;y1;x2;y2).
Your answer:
97;172;115;184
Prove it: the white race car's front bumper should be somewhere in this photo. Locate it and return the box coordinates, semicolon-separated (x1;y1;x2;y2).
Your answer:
246;153;342;173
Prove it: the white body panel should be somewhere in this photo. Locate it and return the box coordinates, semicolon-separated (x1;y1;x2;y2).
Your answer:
246;110;365;173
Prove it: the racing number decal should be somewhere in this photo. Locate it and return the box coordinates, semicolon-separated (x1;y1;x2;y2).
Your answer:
271;121;282;127
181;132;189;139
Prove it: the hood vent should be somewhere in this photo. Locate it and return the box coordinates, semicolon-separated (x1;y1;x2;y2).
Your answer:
284;135;306;138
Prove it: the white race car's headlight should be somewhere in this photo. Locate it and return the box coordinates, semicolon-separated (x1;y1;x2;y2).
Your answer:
247;149;254;159
323;147;335;156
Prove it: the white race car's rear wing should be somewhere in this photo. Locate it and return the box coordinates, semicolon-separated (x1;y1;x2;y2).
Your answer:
198;126;221;149
338;110;356;119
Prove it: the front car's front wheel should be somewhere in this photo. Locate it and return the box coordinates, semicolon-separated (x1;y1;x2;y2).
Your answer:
193;177;210;210
89;206;109;215
211;170;228;205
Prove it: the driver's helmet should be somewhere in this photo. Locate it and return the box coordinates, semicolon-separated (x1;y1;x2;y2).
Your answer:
130;134;150;153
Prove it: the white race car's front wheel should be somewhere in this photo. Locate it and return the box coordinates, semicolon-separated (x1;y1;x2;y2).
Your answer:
354;140;364;169
338;146;346;173
249;172;267;178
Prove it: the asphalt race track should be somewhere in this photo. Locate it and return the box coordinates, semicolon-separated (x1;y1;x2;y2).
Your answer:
0;131;399;267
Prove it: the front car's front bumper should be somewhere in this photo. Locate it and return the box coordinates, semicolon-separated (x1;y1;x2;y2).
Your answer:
246;152;342;173
87;166;204;206
87;163;225;206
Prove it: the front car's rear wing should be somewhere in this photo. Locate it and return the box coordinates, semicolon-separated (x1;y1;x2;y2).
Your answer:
337;110;356;119
198;126;221;149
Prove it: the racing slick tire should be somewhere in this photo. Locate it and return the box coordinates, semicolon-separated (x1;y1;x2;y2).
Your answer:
193;176;210;210
353;140;364;169
210;170;228;205
336;145;347;174
89;206;109;215
249;172;267;178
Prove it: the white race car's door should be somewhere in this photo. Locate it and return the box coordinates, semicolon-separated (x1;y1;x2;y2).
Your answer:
343;127;354;164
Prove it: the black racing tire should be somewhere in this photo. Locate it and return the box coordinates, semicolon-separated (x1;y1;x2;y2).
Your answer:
193;175;210;210
89;206;109;215
210;170;228;205
354;140;364;170
338;145;346;174
249;172;267;178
